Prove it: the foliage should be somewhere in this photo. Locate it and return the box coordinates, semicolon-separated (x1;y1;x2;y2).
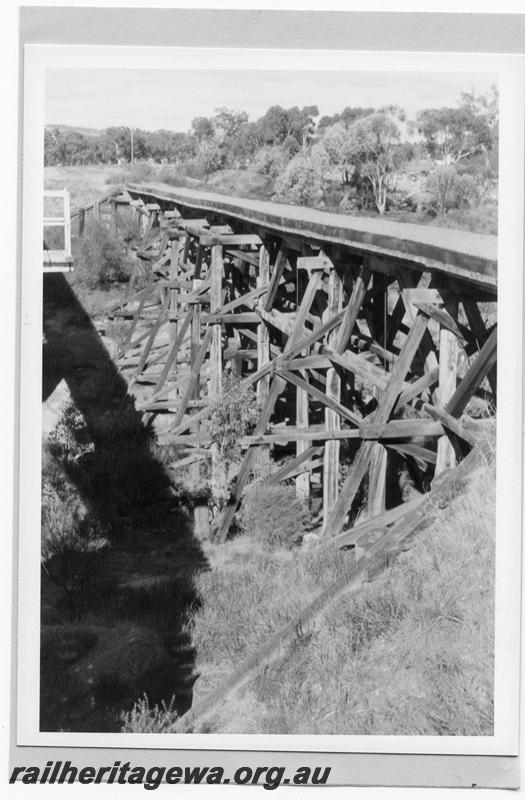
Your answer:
238;483;310;548
343;112;403;215
273;148;327;207
204;374;259;509
415;105;493;165
214;107;249;141
41;482;109;566
43;403;109;611
252;145;287;180
44;125;196;167
423;159;496;216
45;87;499;233
195;139;225;175
48;402;93;464
424;165;461;215
41;463;109;623
191;116;215;142
73;220;136;289
321;122;357;184
317;106;376;132
255;104;319;151
206;374;259;464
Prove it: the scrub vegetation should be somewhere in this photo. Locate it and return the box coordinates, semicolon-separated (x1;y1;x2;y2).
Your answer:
46;85;498;234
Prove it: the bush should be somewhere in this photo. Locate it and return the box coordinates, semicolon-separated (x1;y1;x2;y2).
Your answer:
424;165;460;215
41;474;109;615
204;374;259;510
238;483;309;549
73;221;136;289
206;374;259;465
48;401;93;464
273;150;327;207
252;146;287;180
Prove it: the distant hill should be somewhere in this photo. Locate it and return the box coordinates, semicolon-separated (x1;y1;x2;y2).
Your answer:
45;124;103;138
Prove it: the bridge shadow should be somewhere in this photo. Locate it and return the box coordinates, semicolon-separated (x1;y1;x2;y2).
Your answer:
41;273;209;733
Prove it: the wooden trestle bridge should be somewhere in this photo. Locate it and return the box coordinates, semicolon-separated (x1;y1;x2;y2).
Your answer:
82;183;497;546
68;183;497;729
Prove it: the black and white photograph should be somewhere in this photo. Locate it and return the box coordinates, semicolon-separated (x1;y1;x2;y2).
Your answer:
12;15;524;785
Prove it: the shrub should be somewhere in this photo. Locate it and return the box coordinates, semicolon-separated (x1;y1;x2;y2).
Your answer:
238;483;309;549
206;374;259;465
73;221;135;289
183;141;225;178
273;150;327;207
204;374;259;510
41;475;109;618
424;165;460;215
122;161;156;183
48;401;93;464
252;146;287;180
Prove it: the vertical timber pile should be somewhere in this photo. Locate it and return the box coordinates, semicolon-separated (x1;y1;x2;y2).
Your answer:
323;261;343;533
436;299;459;474
210;242;224;504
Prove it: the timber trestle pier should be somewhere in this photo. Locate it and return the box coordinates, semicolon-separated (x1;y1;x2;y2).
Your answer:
96;182;497;545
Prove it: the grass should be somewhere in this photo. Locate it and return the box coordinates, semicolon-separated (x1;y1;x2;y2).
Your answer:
122;439;495;736
45;164;121;208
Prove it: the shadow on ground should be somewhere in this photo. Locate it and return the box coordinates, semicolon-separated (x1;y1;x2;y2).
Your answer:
41;273;209;733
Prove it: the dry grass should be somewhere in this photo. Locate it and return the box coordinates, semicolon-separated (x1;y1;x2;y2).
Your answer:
45;165;121;208
123;442;495;736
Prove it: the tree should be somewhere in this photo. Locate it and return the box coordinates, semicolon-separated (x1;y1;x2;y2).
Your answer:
44;127;62;165
191;116;215;142
103;126;134;163
285;105;319;150
321;122;356;184
257;105;290;146
425;164;460;215
344;112;403;215
231;121;263;162
416;106;492;165
460;85;499;137
317;106;375;133
196;139;224;175
273;148;328;207
44;128;93;166
252;146;287;180
213;107;248;143
145;130;195;163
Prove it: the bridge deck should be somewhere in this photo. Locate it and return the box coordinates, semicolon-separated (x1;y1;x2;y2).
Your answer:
127;182;497;294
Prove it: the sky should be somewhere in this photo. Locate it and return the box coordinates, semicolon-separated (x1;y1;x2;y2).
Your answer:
45;69;497;132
